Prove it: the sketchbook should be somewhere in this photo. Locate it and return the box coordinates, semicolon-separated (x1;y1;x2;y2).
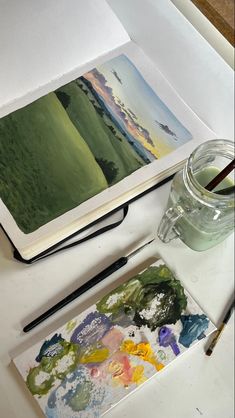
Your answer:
13;259;215;417
0;2;217;261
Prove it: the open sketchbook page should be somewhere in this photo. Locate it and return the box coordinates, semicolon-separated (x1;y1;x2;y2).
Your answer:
0;42;216;260
14;259;215;417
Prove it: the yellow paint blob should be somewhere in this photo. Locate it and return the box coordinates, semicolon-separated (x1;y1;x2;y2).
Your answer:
121;340;164;371
132;365;146;385
80;347;109;364
65;320;77;332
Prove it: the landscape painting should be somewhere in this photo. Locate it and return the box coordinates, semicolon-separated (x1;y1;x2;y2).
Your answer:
14;260;214;417
0;55;193;233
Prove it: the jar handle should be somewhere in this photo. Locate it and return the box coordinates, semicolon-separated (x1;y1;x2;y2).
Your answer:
157;205;184;243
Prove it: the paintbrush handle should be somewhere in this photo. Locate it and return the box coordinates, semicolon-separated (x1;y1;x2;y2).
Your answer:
206;323;225;356
206;299;234;356
205;159;235;191
23;257;127;332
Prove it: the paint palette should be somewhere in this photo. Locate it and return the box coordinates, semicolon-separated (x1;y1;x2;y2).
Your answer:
14;260;215;417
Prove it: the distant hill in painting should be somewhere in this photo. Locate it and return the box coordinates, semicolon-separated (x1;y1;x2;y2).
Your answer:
55;78;145;185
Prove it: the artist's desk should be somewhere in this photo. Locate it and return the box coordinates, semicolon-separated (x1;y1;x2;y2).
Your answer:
0;179;234;418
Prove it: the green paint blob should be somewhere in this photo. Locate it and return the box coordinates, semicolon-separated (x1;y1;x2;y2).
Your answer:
96;279;143;314
26;340;80;396
157;350;167;361
66;380;93;412
53;341;80;380
97;264;187;330
26;367;55;396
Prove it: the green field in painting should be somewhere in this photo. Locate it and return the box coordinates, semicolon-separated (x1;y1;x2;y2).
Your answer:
0;93;108;233
56;80;145;185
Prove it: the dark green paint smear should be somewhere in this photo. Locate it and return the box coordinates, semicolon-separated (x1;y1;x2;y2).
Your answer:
97;264;187;330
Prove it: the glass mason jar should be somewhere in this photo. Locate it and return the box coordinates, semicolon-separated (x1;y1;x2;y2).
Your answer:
157;139;234;251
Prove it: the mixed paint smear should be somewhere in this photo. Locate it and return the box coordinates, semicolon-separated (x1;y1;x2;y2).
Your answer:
19;262;213;417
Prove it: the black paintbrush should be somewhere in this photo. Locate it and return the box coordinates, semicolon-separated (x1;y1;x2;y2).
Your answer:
23;239;154;332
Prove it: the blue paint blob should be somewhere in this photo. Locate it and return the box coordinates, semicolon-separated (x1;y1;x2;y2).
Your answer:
47;389;57;409
45;406;57;418
179;314;209;348
35;333;64;362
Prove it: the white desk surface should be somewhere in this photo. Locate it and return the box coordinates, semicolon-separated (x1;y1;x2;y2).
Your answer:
0;181;234;418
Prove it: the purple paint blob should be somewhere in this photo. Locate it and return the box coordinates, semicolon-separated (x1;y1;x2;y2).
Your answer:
70;312;112;346
158;326;180;356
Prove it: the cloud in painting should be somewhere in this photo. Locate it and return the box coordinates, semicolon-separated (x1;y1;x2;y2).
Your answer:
155;120;178;140
111;70;122;84
84;69;158;157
